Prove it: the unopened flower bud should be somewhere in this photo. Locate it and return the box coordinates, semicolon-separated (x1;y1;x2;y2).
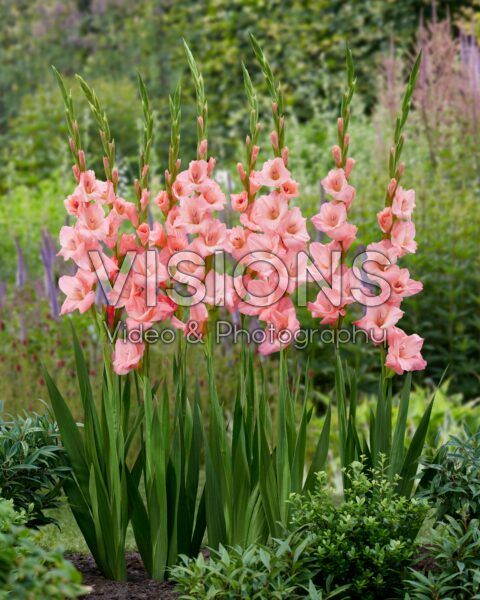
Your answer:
197;116;204;129
337;117;344;133
270;130;279;150
165;169;171;184
72;164;80;182
344;133;350;147
272;102;278;114
142;164;149;179
69;138;76;153
103;156;110;174
246;134;251;147
279;116;284;130
345;157;356;178
199;138;208;159
134;179;140;197
112;168;119;185
78;150;86;170
398;162;405;176
332;145;342;165
207;156;216;176
251;145;260;164
237;162;246;181
387;178;397;197
282;146;289;166
175;158;181;171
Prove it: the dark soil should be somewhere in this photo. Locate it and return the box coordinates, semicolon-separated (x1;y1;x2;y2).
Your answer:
68;552;179;599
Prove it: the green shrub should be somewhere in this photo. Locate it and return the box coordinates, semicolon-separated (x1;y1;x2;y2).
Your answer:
0;498;88;599
172;462;427;599
0;407;70;527
418;429;480;524
289;462;428;599
171;535;347;600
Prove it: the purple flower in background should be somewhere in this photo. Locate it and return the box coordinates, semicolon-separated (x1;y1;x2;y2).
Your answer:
40;228;60;318
15;238;27;289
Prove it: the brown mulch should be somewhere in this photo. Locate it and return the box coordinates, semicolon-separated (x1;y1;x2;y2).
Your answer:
68;552;180;599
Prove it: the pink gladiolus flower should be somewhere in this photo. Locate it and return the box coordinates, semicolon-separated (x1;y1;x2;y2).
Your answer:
191;219;230;257
383;266;423;304
198;180;226;212
280;179;299;199
309;241;342;283
64;193;86;216
258;297;300;355
114;197;139;227
59;269;96;315
58;226;99;270
118;233;140;256
278;207;310;250
177;160;209;186
172;179;195;202
354;303;404;344
385;327;427;375
231;191;248;213
364;241;399;274
112;339;145;375
251;194;288;231
228;225;250;260
155;190;170;214
331;222;358;248
178;196;209;234
77;203;109;241
136;223;150;246
204;271;239;312
311;202;347;235
254;157;291;188
377;207;393;233
392;186;415;220
149;222;166;248
140;189;149;211
307;288;346;325
391;220;417;256
321;168;355;208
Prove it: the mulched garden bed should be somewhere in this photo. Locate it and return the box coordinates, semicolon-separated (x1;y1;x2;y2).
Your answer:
68;552;179;599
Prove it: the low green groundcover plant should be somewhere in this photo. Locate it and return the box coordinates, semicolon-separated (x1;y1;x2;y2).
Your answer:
0;497;88;599
0;406;69;527
171;461;428;599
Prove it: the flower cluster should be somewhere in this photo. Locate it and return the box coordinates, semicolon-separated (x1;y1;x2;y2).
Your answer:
357;176;426;375
230;147;309;355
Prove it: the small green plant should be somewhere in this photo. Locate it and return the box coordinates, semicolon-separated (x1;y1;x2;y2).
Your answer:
0;406;70;527
404;517;480;600
170;534;348;600
289;461;428;599
0;498;88;599
418;428;480;524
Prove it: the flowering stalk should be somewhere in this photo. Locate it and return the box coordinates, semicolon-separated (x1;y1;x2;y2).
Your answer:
52;67;86;174
165;82;182;208
76;75;118;191
184;40;208;160
136;73;154;218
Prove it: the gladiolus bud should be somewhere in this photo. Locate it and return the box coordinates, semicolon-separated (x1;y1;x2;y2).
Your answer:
282;146;289;166
72;164;80;182
337;117;344;133
78;150;86;170
72;121;79;135
279;116;285;130
175;159;181;171
103;156;110;173
344;134;350;147
272;102;278;114
165;169;171;184
199;139;208;158
69;138;76;153
270;130;279;150
207;156;216;175
345;157;356;178
246;135;251;147
134;179;140;197
197;116;204;129
251;145;260;164
142;164;149;179
387;178;397;198
112;168;119;185
332;145;342;165
237;162;246;181
398;163;405;177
